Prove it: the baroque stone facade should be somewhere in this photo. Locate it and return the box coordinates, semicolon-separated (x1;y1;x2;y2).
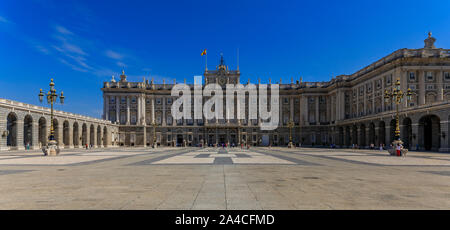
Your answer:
0;99;119;151
102;34;450;151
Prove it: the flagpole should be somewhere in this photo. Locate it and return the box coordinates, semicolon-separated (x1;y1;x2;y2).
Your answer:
205;51;208;71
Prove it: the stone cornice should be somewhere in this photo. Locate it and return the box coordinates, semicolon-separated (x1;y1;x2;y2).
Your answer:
0;98;115;125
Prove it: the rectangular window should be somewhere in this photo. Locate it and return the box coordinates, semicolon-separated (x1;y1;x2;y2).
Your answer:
426;72;434;81
386;75;392;85
444;72;450;80
409;72;416;81
167;98;172;104
156;98;161;104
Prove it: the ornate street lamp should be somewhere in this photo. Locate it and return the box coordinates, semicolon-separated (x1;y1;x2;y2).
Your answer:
384;78;412;155
288;120;294;148
39;78;65;156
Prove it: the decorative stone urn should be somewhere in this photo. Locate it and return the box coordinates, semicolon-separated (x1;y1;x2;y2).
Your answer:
42;140;60;156
288;141;294;148
387;139;408;156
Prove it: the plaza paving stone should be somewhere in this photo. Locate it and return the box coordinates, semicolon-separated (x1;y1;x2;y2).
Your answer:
0;147;449;209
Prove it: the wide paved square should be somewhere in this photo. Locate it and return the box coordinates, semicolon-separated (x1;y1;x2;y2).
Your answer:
0;147;449;209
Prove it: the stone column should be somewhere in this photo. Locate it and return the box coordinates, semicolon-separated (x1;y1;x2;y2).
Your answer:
363;85;367;115
31;121;39;150
104;95;109;120
67;122;73;148
290;96;294;121
439;121;449;152
0;115;6;151
126;96;130;125
142;95;146;125
162;98;166;126
142;127;147;147
315;96;319;123
411;123;419;150
372;82;375;113
335;91;341;121
374;126;380;146
381;77;385;112
326;96;331;122
16;120;25;150
93;126;98;148
365;126;370;148
85;126;90;147
385;124;391;146
331;95;335;122
419;70;426;105
151;97;155;124
116;95;120;123
137;96;141;125
357;126;362;147
356;89;359;117
437;70;444;102
56;122;63;148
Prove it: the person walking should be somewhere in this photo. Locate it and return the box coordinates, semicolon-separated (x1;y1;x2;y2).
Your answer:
396;143;401;156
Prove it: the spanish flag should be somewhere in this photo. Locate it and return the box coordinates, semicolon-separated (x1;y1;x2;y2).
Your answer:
201;49;207;56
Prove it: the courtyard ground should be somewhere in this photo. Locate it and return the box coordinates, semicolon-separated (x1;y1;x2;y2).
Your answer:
0;147;449;209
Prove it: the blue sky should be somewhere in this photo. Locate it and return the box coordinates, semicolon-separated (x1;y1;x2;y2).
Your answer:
1;0;450;118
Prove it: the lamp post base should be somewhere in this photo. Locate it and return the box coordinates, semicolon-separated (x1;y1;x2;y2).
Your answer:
288;141;294;148
387;139;408;156
43;140;60;156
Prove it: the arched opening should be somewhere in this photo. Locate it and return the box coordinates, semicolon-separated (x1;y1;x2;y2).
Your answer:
23;115;33;148
402;118;412;149
38;117;47;147
419;115;440;151
6;112;18;147
378;121;386;146
73;122;79;147
97;126;101;147
52;119;59;145
103;126;108;147
338;127;344;146
81;124;87;146
390;119;397;143
352;125;358;146
369;122;375;148
90;125;95;147
345;126;351;146
360;124;366;147
63;121;70;147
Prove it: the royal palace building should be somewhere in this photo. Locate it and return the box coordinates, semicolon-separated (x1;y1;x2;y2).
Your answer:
102;34;450;152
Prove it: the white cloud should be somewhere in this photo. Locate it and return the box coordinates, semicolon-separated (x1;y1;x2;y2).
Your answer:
0;15;10;24
54;25;73;35
105;50;123;60
34;45;50;54
116;61;127;68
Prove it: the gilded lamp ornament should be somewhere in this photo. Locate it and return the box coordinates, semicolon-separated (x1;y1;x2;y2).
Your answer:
383;78;413;155
38;78;65;155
